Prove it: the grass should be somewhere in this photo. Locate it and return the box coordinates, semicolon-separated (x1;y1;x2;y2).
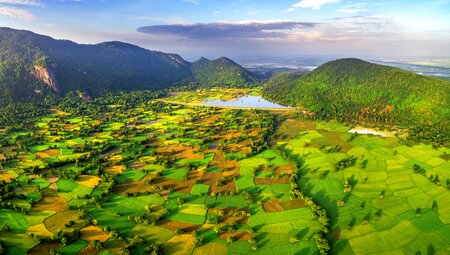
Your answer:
58;239;89;255
0;209;29;233
178;204;207;216
56;179;79;192
437;224;450;243
411;209;444;232
162;168;189;180
349;222;421;254
214;195;249;209
163;234;195;255
279;119;450;254
88;209;136;235
103;194;164;215
91;194;164;230
114;170;146;183
192;242;226;255
236;176;255;191
239;157;267;176
30;177;49;189
129;225;175;244
256;149;290;167
68;185;92;199
165;212;205;225
0;232;38;254
248;208;312;227
29;144;50;153
25;210;56;226
44;210;80;233
191;184;210;195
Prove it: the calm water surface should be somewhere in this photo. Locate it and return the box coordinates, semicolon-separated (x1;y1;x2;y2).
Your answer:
203;95;291;109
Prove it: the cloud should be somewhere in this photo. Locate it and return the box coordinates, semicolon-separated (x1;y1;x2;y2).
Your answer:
0;5;34;20
0;0;42;6
337;7;368;14
337;2;368;14
287;0;340;11
134;14;450;59
137;21;318;39
288;15;403;42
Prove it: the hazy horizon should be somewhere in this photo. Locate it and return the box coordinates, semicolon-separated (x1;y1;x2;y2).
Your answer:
1;0;450;60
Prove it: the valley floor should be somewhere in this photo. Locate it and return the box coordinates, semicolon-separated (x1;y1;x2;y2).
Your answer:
0;89;448;255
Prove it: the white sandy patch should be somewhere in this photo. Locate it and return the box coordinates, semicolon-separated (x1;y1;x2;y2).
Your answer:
348;126;396;137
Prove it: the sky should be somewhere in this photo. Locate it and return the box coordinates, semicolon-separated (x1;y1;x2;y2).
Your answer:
0;0;450;60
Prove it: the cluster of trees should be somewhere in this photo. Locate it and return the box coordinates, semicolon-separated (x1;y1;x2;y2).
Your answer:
320;144;341;154
0;179;33;214
0;102;49;127
0;88;166;130
273;143;331;254
335;156;357;171
408;122;450;147
413;164;450;190
212;220;239;234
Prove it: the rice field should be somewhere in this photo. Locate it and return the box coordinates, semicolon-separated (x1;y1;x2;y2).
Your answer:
0;89;447;254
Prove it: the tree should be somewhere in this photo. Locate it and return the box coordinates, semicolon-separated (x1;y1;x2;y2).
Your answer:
193;236;203;247
314;234;330;255
290;236;300;243
432;201;438;211
416;207;421;216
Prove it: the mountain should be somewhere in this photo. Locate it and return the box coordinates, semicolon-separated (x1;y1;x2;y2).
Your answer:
262;58;450;142
0;27;257;103
191;57;258;88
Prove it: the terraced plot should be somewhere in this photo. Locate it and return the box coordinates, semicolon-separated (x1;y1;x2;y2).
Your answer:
278;119;450;255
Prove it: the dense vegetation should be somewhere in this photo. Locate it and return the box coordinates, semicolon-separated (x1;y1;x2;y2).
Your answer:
190;57;258;88
0;102;50;127
0;28;191;99
0;91;326;255
262;58;450;146
0;90;166;129
0;27;258;102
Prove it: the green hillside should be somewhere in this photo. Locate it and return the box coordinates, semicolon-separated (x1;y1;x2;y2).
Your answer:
0;27;193;101
0;27;257;103
191;57;258;88
262;58;450;144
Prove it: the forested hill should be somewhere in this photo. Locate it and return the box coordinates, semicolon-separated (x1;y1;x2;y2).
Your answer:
190;57;258;88
0;27;257;103
262;58;450;144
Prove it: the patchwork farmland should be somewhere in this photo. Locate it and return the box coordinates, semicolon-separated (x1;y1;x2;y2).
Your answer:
0;89;448;255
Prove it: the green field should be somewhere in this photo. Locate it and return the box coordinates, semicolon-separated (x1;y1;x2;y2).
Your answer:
278;118;450;255
0;89;447;255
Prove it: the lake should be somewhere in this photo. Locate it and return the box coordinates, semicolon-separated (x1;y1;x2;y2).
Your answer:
203;95;291;109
